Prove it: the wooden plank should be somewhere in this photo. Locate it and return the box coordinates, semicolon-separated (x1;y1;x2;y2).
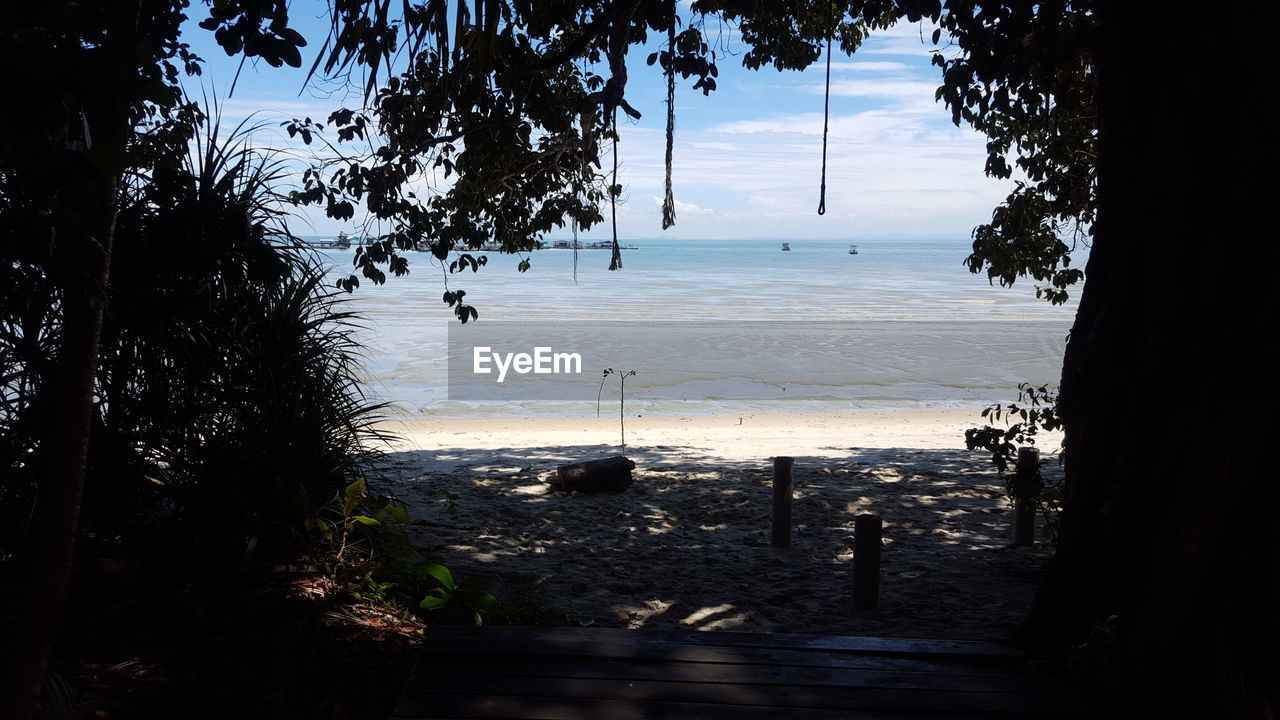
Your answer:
393;628;1080;719
405;656;1060;694
398;675;1070;715
423;626;1026;659
393;693;1005;720
414;635;1025;676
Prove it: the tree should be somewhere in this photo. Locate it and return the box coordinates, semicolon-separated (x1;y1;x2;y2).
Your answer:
0;5;189;713
1027;4;1276;716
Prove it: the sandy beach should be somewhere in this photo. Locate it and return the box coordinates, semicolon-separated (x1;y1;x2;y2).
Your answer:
376;410;1060;643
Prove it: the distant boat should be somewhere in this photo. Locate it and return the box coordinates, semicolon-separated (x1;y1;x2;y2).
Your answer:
310;231;354;250
849;244;859;255
781;243;791;251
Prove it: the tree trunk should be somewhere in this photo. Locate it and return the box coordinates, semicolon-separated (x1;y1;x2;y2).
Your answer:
1023;3;1278;717
0;202;117;720
0;79;125;720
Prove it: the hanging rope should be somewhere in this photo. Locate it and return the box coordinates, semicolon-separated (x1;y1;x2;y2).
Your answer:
661;0;677;230
609;108;623;271
572;211;579;284
817;33;833;216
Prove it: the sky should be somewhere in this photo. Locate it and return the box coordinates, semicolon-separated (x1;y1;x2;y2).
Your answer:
179;7;1010;241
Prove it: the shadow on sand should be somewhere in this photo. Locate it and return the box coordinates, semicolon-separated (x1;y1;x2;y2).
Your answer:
378;444;1059;642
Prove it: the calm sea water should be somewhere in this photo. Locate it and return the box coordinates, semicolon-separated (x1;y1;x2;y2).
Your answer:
309;237;1079;417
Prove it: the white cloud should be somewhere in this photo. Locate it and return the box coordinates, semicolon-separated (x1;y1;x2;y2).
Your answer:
815;79;940;99
828;61;910;72
574;101;1008;240
859;20;948;57
712;108;933;137
652;196;715;216
214;96;338;123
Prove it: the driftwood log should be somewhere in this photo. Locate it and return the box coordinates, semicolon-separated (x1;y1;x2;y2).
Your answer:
554;456;636;493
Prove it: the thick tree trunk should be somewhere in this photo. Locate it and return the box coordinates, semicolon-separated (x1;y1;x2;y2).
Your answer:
1024;3;1277;717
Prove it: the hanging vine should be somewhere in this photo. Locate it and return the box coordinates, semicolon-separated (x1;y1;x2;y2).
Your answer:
817;33;833;216
608;108;623;271
661;0;678;230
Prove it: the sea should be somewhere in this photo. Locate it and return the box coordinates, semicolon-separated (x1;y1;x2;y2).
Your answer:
307;237;1080;419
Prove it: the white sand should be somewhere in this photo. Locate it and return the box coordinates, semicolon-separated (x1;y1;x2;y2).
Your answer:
376;410;1060;642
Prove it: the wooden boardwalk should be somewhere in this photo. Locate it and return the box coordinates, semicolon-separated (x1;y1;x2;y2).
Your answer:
392;626;1079;719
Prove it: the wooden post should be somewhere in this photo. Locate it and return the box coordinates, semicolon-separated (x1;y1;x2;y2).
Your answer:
771;456;794;549
1012;446;1040;546
853;514;882;611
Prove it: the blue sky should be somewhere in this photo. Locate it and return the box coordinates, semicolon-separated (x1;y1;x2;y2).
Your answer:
180;8;1008;241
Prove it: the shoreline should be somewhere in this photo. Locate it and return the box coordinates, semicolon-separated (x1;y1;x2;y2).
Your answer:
375;409;1054;470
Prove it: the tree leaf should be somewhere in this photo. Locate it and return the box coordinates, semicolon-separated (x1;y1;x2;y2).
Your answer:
424;563;455;591
280;41;302;68
419;595;449;610
342;477;367;516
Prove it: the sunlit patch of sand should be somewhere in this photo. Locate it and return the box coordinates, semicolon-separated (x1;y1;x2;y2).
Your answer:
678;604;750;630
617;598;675;629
